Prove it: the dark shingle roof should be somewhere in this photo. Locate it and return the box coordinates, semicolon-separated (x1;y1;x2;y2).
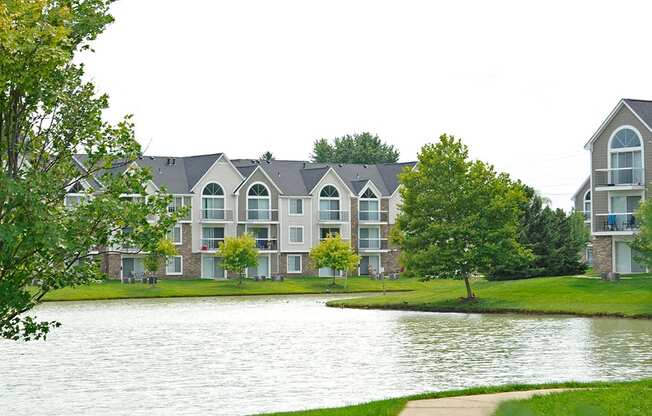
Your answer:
624;99;652;129
74;154;414;196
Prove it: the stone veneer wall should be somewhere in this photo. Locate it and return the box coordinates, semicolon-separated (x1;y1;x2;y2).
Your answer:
279;253;318;276
592;235;612;274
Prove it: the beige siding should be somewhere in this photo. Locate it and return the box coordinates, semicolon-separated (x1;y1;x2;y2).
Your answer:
590;105;652;232
237;168;280;221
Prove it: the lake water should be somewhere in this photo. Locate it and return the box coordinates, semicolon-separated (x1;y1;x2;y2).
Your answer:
2;294;652;416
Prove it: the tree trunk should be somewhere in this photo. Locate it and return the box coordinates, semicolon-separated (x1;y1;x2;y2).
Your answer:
239;271;244;286
463;275;475;300
332;272;336;286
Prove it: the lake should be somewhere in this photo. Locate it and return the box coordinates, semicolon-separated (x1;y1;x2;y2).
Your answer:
2;294;652;415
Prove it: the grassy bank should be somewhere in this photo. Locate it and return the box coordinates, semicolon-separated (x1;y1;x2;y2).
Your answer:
41;276;428;302
327;276;652;318
259;379;651;416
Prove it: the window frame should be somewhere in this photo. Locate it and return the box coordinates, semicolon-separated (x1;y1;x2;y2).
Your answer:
287;255;302;274
288;225;304;244
165;255;183;276
288;198;304;216
168;224;183;245
247;182;272;220
201;183;225;221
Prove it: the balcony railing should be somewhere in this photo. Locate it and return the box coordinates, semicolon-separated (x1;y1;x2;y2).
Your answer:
595;213;640;232
254;238;278;251
201;238;225;251
202;209;233;221
318;210;350;222
594;168;644;187
358;210;389;222
246;209;279;222
359;238;388;250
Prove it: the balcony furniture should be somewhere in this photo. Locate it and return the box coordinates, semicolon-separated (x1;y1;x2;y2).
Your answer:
607;214;617;231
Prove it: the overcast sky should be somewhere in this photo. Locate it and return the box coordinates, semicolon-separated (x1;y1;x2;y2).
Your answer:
80;0;652;209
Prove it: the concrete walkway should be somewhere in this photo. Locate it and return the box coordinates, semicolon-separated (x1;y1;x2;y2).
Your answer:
400;388;571;416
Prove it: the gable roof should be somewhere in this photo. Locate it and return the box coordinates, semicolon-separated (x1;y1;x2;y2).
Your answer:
571;176;590;202
585;99;652;149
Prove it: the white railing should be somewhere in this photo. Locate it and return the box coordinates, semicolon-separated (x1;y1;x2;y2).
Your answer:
359;238;388;250
595;213;639;232
319;210;349;222
201;238;225;250
202;208;233;221
594;167;644;187
246;209;279;221
358;210;389;222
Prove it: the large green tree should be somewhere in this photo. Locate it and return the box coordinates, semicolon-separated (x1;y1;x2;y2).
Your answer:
0;0;179;341
217;234;259;285
310;132;399;164
309;233;360;285
487;187;588;279
628;199;652;268
392;135;531;299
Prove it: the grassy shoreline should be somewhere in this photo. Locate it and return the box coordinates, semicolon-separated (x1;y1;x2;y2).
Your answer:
41;276;427;302
258;379;651;416
327;276;652;319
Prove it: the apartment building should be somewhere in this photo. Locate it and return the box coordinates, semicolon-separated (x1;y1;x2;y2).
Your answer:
70;154;415;279
573;98;652;274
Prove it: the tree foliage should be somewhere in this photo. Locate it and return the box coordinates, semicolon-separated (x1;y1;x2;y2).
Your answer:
259;151;274;162
392;135;531;299
487;187;588;280
144;239;178;275
309;233;360;285
310;132;399;164
0;0;179;341
628;199;652;268
217;234;259;285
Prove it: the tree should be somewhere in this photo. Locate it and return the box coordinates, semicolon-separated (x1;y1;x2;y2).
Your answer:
259;151;274;162
144;239;178;282
309;234;360;285
310;132;400;164
0;0;179;341
628;199;652;268
392;135;531;299
487;187;588;280
217;234;259;285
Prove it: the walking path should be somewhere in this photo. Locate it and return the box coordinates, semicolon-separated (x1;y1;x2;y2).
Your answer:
399;388;572;416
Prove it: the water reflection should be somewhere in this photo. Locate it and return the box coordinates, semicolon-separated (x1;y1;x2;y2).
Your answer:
1;295;651;416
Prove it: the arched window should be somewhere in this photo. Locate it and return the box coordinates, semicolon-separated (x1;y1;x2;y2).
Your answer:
202;183;225;220
360;188;379;221
583;191;591;222
609;127;643;185
247;183;270;220
319;185;341;221
64;182;86;208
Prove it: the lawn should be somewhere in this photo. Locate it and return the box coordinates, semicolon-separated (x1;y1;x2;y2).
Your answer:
494;378;652;416
258;379;651;416
327;275;652;318
41;276;428;302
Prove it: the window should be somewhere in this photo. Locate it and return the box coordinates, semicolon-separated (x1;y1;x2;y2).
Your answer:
360;188;379;221
583;191;591;221
609;127;643;185
167;224;182;245
248;183;271;220
202;226;225;250
64;182;86;208
168;196;192;221
202;255;224;279
287;255;302;273
166;256;183;275
289;199;303;215
319;185;340;220
320;227;340;240
359;227;380;249
202;183;225;220
607;195;641;231
289;226;304;244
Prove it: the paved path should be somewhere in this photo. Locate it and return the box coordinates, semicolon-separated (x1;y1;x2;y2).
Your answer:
399;388;571;416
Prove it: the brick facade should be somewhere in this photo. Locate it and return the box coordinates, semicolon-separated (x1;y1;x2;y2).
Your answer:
592;235;612;274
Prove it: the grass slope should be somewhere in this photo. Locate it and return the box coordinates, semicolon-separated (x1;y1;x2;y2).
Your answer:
259;380;651;416
494;379;652;416
328;276;652;318
42;276;428;302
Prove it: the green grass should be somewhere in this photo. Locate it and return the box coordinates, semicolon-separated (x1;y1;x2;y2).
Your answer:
327;275;652;318
258;380;651;416
41;276;429;302
494;379;652;416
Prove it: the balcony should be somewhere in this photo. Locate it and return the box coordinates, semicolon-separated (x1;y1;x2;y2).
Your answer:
318;210;350;222
246;209;279;222
201;208;233;222
201;238;225;251
254;238;278;251
359;238;389;250
358;210;389;223
595;213;640;232
594;168;644;189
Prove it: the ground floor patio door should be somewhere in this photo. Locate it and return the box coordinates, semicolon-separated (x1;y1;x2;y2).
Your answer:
121;256;144;278
359;255;380;276
615;241;645;274
202;255;225;279
248;255;270;278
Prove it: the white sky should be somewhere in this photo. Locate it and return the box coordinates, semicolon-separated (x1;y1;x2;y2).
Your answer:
80;0;652;210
